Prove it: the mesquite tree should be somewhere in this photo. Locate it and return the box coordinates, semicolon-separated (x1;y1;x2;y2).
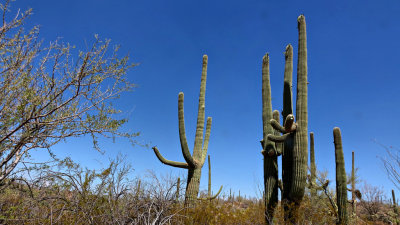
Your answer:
0;1;136;184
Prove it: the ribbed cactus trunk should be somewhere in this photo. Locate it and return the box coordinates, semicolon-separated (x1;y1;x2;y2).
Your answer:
281;44;295;221
151;55;213;208
309;132;316;198
185;167;202;205
334;127;348;225
261;53;278;224
286;15;308;222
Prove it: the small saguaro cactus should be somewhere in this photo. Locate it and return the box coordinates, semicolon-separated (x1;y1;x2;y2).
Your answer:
267;15;308;223
393;190;400;225
309;132;317;198
334;127;348;225
176;177;180;202
152;55;213;207
198;155;222;201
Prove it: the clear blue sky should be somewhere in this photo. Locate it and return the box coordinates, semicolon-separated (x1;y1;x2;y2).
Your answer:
12;0;400;198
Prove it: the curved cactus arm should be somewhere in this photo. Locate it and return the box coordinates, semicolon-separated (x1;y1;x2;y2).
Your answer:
198;185;223;200
270;119;287;134
178;92;197;168
200;117;212;165
282;44;293;119
152;147;189;169
268;133;290;143
283;114;297;132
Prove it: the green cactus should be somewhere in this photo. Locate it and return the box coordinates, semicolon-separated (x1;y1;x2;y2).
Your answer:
267;15;308;222
351;151;356;215
309;132;316;198
261;53;278;224
176;177;180;202
198;155;222;201
152;55;212;207
393;190;400;225
334;127;348;225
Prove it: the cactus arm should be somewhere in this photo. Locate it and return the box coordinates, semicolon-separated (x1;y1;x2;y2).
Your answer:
273;110;283;156
268;133;290;143
198;185;223;200
152;147;189;169
282;44;293;119
200;117;212;165
193;55;208;161
178;93;197;168
270;119;287;134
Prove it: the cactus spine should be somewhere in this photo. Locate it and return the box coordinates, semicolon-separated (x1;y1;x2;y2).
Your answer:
334;127;348;225
152;55;212;207
261;53;278;224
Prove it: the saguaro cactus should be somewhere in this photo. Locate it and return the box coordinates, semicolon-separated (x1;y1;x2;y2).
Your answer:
334;127;348;225
350;151;356;214
267;15;308;222
152;55;212;207
176;177;180;202
393;190;399;225
261;53;278;224
309;132;316;198
199;155;222;201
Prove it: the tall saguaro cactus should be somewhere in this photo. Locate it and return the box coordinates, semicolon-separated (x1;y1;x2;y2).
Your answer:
152;55;212;207
267;15;308;222
334;127;348;225
261;53;278;224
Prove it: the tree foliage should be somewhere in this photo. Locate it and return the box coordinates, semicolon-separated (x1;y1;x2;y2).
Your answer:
0;0;136;184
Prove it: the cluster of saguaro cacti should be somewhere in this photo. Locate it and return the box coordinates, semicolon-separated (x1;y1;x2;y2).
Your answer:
262;15;308;223
151;55;217;207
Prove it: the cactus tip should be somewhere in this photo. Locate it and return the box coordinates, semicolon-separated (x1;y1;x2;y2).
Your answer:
333;127;341;134
203;55;208;63
297;14;305;21
262;53;269;63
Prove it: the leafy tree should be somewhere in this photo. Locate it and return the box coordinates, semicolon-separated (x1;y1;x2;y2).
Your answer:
0;0;136;184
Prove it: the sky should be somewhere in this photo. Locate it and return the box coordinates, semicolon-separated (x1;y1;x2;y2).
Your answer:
10;0;400;199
